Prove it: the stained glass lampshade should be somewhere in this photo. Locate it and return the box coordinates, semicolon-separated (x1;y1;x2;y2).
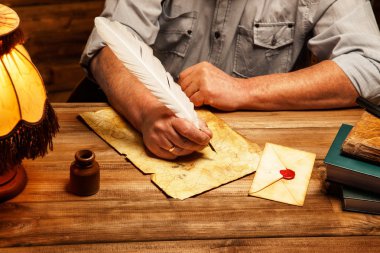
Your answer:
0;4;59;202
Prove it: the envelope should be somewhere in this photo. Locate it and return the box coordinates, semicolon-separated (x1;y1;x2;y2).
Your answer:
249;143;316;206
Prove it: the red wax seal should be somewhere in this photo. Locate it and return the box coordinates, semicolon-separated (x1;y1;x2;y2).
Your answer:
280;168;295;180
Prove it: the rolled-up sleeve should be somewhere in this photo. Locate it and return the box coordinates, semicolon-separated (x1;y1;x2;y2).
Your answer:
308;0;380;105
80;0;162;74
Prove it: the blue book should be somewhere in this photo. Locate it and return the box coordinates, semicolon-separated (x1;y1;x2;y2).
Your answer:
324;124;380;195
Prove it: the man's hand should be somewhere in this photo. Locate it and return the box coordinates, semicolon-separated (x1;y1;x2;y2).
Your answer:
178;61;248;111
140;103;212;160
91;47;212;160
178;60;359;110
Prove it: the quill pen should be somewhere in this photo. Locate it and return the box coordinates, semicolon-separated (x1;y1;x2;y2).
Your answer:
94;17;215;152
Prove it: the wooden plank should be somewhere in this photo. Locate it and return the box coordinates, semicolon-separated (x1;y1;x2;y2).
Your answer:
47;91;73;102
51;104;363;129
24;34;88;63
1;196;379;247
52;102;108;108
10;159;329;202
15;2;102;33
215;109;363;129
38;60;81;101
14;2;104;60
0;236;379;253
38;59;84;89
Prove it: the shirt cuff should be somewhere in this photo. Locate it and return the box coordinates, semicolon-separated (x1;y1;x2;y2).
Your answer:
333;53;380;105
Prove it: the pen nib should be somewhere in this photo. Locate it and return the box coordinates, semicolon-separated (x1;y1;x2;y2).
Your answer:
209;143;216;153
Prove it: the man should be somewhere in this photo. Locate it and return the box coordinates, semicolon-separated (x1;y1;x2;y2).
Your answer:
81;0;380;159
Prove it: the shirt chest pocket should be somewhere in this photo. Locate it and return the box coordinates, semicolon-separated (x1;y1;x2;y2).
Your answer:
153;8;197;78
233;22;295;78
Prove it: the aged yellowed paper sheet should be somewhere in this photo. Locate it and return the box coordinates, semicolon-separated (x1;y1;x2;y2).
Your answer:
81;108;261;200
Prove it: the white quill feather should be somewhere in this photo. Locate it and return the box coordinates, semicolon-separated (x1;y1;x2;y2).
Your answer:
94;17;200;128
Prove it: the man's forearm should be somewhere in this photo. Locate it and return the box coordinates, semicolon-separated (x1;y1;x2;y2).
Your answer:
239;60;359;110
90;46;162;131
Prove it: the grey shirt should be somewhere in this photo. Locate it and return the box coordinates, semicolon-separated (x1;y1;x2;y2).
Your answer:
81;0;380;104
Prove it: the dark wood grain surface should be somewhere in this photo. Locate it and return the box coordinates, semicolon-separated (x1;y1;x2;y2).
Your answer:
0;103;378;252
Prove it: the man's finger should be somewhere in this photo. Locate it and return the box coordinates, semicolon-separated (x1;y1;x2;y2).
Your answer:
183;81;199;98
167;146;194;156
189;91;205;107
198;120;213;139
178;64;197;81
166;127;206;151
157;147;178;160
172;118;210;146
145;144;178;160
178;73;194;91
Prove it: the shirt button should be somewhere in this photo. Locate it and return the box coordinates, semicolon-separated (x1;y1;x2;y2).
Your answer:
214;31;221;39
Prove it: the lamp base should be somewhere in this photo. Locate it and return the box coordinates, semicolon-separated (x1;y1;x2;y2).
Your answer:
0;164;27;202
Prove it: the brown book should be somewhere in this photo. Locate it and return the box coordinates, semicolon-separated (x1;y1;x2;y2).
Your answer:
341;111;380;164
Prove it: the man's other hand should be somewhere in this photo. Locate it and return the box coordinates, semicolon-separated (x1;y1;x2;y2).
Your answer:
178;62;248;111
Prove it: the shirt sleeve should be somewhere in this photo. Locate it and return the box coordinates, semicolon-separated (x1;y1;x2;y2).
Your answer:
80;0;162;76
308;0;380;105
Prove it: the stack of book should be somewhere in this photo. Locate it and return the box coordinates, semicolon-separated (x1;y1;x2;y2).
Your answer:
324;110;380;215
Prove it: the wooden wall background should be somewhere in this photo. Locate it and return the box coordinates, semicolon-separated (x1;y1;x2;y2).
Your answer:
4;0;104;102
2;1;380;102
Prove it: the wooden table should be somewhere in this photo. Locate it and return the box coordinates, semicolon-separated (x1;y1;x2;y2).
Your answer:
1;103;379;252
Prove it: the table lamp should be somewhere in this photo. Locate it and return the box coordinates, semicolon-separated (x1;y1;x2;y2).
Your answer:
0;4;59;202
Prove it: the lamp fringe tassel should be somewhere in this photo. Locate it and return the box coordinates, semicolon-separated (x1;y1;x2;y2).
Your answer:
0;101;60;173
